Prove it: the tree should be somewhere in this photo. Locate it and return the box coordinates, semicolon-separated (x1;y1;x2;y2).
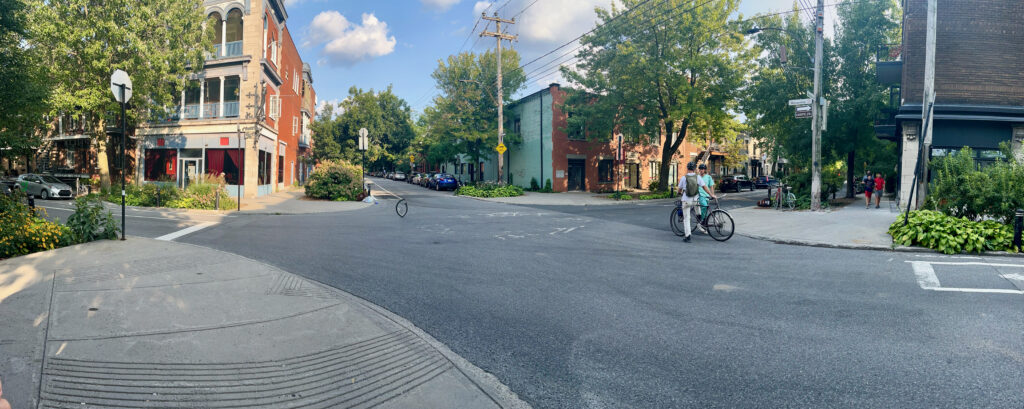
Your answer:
562;0;754;190
0;0;49;170
26;0;211;188
832;0;901;196
427;49;525;182
311;86;416;172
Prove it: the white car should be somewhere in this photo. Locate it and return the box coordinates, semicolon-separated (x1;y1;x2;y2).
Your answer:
393;172;406;181
17;174;74;199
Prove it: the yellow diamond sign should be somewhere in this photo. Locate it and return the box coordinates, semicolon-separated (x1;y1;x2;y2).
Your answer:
495;143;507;154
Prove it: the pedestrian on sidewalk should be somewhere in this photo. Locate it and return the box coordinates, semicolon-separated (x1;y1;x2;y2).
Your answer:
874;173;885;208
862;170;875;209
677;162;714;243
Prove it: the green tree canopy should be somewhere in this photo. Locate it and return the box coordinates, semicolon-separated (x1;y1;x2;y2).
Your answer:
562;0;754;190
0;0;48;167
312;86;416;171
26;0;212;186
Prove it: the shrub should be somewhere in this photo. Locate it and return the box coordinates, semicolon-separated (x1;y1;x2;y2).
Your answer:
647;180;660;192
925;147;1024;224
66;196;119;243
0;192;73;259
530;178;540;191
638;191;674;200
545;179;552;191
889;210;1014;254
305;160;364;201
609;191;632;200
456;183;524;198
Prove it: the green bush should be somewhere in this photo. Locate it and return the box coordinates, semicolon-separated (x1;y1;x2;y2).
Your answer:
529;177;540;191
305;160;364;201
609;191;632;200
545;179;552;191
889;210;1014;254
784;169;843;204
638;191;674;200
925;147;1024;224
0;192;73;259
647;180;660;192
456;183;524;198
66;196;119;243
109;177;232;210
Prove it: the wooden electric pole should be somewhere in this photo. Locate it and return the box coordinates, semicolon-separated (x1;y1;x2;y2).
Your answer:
810;0;824;211
480;13;516;185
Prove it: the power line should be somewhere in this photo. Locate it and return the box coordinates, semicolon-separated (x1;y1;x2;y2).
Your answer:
512;0;540;19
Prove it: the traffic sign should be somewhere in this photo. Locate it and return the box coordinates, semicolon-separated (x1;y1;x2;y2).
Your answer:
495;143;507;154
358;128;368;138
110;69;132;103
409;155;415;164
788;98;812;106
795;110;812;119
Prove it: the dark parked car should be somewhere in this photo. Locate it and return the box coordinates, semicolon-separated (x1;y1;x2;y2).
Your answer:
719;175;754;192
429;173;458;191
754;176;779;189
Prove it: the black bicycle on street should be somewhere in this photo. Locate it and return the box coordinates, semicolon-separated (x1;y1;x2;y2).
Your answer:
669;196;735;241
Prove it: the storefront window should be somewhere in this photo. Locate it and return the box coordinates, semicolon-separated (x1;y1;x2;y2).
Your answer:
258;150;272;185
205;149;244;185
278;155;284;183
145;149;177;181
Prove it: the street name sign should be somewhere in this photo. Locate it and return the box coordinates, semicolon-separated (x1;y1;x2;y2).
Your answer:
788;98;812;106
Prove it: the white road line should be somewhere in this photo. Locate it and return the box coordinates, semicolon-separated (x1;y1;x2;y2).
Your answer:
921;261;1024;268
155;222;217;241
906;261;1024;295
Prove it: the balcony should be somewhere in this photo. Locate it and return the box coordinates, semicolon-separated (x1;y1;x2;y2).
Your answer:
183;104;199;120
202;103;219;118
223;101;239;118
225;41;242;57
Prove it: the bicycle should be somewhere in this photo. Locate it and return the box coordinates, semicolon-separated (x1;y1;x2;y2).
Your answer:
395;198;408;217
669;196;735;241
773;184;796;211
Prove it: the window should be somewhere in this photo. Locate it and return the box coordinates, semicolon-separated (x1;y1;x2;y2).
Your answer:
513;119;521;134
598;159;615;183
669;162;678;185
278;155;284;183
269;95;281;120
293;71;300;93
258;151;272;184
144;149;178;181
205;149;244;185
650;161;660;179
292;116;299;135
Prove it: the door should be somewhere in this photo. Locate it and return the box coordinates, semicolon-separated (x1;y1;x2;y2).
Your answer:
180;159;199;189
567;159;585;191
628;163;640;189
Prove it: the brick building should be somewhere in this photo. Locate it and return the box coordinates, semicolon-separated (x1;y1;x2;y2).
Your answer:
448;84;711;192
134;0;315;197
887;0;1024;206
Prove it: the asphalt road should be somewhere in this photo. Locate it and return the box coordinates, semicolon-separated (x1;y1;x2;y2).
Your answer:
105;178;1024;408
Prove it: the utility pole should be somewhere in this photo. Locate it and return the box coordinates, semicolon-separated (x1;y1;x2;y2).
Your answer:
919;0;937;206
809;0;824;211
480;13;516;185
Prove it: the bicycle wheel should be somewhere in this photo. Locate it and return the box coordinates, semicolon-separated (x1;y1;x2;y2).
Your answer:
705;209;734;242
784;192;796;210
669;206;685;236
395;199;408;217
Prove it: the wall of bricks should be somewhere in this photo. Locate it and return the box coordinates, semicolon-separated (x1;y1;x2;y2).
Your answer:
901;0;1024;106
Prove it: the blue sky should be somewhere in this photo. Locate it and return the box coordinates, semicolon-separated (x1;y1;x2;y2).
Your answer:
283;0;833;117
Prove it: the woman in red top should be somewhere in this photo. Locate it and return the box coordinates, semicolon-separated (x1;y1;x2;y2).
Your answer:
874;173;885;208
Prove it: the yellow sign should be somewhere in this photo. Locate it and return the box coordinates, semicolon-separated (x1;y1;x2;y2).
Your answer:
495;143;507;154
409;155;415;164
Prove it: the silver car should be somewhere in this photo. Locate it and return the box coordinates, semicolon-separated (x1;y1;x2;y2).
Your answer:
17;174;74;200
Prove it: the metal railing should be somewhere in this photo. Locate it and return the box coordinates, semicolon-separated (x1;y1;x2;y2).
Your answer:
225;41;242;57
202;103;219;118
183;104;200;120
223;101;239;118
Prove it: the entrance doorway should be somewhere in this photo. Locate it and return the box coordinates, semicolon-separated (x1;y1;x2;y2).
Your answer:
179;158;200;189
627;163;640;189
567;159;585;191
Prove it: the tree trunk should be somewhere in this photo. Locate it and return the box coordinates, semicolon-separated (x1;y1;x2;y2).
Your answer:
657;120;687;191
845;150;855;198
95;118;112;190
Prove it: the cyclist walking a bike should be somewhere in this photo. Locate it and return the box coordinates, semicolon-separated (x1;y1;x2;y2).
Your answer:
677;162;716;243
697;164;715;222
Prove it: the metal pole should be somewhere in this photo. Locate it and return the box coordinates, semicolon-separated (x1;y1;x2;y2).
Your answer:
496;21;504;185
237;125;241;211
809;0;824;211
1014;209;1023;250
120;84;126;240
539;91;543;189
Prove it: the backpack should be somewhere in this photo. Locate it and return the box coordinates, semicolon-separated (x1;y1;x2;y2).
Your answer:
864;176;875;190
685;174;700;197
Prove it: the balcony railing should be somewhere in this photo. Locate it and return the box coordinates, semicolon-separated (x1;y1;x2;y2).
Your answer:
183;104;200;120
225;41;242;57
212;44;222;57
223;101;239;118
202;103;219;118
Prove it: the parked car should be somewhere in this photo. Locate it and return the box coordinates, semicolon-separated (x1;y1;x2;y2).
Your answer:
1;177;19;196
393;172;406;181
385;172;394;180
428;173;459;191
719;175;755;192
754;176;779;189
17;174;74;200
420;173;436;187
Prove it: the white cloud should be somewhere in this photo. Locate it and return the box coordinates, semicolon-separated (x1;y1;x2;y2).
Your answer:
473;1;493;16
306;11;397;67
422;0;461;12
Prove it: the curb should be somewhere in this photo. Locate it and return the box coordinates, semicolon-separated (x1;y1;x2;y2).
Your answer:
735;232;1023;258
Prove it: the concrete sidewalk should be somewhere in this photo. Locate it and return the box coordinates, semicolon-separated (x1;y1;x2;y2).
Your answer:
729;194;899;250
467;191;647;206
0;239;526;408
237;188;371;214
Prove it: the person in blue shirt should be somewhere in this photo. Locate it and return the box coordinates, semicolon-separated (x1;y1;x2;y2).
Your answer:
697;164;716;222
